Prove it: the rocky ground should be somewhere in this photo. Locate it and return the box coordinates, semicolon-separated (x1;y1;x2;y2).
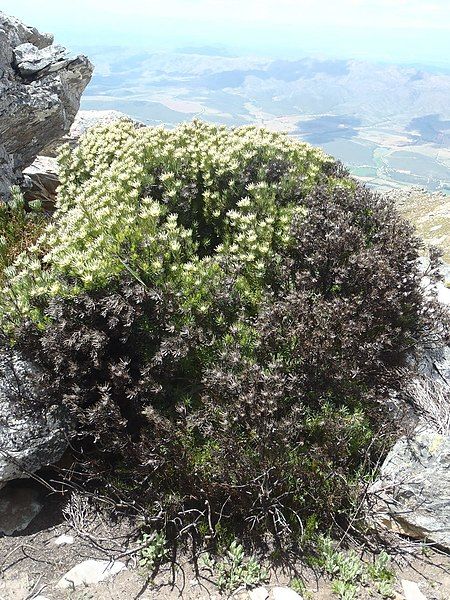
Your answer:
1;486;450;600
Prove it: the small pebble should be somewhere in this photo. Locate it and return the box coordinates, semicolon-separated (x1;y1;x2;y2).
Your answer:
249;587;269;600
54;534;74;546
402;579;428;600
273;587;304;600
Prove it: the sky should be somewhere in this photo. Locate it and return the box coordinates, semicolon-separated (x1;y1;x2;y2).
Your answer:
3;0;450;66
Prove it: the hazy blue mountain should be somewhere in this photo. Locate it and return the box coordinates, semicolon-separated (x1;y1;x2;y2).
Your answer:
80;46;450;192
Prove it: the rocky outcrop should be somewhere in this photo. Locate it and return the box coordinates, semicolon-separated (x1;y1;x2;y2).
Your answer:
371;426;450;549
371;331;450;548
0;350;68;488
0;12;93;201
370;259;450;548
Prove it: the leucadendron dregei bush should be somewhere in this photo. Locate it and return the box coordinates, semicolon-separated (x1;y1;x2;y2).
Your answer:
1;119;444;546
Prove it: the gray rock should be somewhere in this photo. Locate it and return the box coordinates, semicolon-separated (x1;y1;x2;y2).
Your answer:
57;560;126;589
371;426;450;548
54;533;75;546
402;580;428;600
13;42;69;77
0;11;92;201
414;345;450;391
272;588;303;600
370;262;450;547
0;13;53;49
0;350;68;486
248;588;269;600
435;346;450;384
0;482;43;534
0;144;15;198
22;155;59;208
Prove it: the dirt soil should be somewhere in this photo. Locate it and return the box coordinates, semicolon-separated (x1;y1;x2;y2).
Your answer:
1;488;450;600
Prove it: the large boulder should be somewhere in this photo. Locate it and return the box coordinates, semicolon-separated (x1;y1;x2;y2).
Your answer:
371;426;450;549
370;315;449;548
0;12;93;201
0;350;68;487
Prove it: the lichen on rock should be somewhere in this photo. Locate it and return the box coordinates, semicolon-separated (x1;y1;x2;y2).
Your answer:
0;349;69;488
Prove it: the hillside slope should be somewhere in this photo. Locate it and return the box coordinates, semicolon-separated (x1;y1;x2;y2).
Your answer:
389;187;450;266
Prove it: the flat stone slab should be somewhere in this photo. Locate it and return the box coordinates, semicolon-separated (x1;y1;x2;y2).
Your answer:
13;42;69;77
57;559;126;589
249;588;269;600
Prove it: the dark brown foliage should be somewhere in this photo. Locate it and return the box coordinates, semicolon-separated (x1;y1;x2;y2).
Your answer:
15;177;446;546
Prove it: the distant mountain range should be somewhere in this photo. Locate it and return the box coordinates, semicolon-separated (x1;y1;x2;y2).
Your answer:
79;46;450;193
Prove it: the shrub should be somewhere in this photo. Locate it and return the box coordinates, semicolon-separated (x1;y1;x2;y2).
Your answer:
203;540;269;592
316;537;395;599
0;187;45;286
139;532;168;573
4;120;443;547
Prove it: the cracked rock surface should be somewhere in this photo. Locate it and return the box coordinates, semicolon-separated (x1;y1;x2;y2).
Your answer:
0;11;93;201
0;350;69;488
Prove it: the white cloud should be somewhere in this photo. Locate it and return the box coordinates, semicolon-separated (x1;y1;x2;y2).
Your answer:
4;0;450;30
113;0;450;29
